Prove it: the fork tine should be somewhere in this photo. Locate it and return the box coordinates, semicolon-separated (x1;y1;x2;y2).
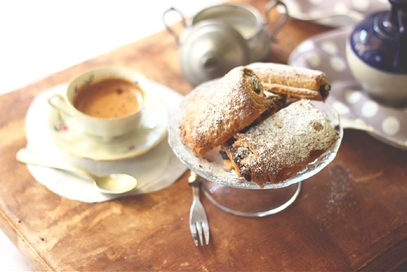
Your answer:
189;199;198;246
190;224;199;246
196;222;204;246
189;171;210;246
202;221;210;245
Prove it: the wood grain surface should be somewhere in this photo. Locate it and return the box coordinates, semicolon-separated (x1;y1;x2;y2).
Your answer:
1;0;407;270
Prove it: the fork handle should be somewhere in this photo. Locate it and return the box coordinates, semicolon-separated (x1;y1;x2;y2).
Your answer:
188;171;201;199
191;183;200;199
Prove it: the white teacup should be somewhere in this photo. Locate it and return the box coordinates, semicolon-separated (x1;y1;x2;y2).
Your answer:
48;67;151;142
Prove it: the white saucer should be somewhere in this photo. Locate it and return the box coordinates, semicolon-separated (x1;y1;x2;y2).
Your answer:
288;28;407;149
24;82;187;203
48;90;169;161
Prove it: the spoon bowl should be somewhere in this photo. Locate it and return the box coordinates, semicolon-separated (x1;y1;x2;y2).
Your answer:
16;148;138;194
277;5;363;27
288;10;363;23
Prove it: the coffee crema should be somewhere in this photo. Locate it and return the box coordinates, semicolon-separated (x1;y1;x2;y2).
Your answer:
73;78;144;119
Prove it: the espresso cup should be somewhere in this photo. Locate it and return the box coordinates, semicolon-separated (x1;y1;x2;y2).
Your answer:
48;66;150;142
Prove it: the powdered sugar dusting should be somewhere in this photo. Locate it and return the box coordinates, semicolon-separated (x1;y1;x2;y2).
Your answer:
247;62;328;91
326;165;353;214
169;90;343;189
232;100;339;183
180;66;267;154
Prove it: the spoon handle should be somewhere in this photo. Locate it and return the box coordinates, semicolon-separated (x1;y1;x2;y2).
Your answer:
290;10;363;23
16;148;95;179
341;118;375;132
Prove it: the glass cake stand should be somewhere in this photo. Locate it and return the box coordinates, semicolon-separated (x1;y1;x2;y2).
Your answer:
168;87;343;217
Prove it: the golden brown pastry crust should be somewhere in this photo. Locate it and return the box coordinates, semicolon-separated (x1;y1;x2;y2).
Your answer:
247;62;331;101
180;66;275;155
220;100;339;186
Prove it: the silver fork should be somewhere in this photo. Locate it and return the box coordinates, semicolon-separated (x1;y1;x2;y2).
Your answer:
188;171;210;246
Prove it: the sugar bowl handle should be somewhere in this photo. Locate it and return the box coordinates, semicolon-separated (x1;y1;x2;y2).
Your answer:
162;7;187;48
264;0;289;42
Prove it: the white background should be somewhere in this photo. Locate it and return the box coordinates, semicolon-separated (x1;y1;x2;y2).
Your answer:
0;0;223;270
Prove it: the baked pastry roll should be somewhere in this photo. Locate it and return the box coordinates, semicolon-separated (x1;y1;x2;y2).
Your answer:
220;100;339;187
246;62;331;101
180;66;282;155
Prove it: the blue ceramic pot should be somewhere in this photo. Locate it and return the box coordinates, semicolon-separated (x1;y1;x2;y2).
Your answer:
346;0;407;107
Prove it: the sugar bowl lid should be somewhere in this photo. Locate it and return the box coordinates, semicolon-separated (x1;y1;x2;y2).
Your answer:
179;20;250;86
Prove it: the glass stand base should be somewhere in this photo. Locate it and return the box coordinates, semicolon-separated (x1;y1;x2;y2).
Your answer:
201;179;302;217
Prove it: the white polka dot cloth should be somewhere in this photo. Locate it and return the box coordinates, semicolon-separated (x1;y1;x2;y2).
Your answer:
288;28;407;149
281;0;390;27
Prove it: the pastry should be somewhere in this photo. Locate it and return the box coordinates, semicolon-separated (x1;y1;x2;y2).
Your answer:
180;66;283;155
220;100;339;187
246;62;331;101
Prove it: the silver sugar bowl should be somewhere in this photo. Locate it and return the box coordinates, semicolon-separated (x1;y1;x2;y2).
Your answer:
163;1;289;86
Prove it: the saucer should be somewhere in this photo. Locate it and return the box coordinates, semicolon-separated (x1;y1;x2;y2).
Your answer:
48;90;169;161
23;82;187;203
279;0;389;27
288;28;407;149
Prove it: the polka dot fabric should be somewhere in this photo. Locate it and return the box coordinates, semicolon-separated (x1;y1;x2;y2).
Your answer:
288;28;407;148
282;0;390;27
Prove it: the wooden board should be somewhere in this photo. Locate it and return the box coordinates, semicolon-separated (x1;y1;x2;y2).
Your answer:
1;0;407;270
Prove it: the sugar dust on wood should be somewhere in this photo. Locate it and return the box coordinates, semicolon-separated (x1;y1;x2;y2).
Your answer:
326;165;354;214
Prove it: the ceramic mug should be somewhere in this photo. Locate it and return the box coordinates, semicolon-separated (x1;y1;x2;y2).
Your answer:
48;67;151;142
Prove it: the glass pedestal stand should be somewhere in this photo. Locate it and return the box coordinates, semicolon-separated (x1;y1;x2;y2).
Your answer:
168;86;343;218
200;178;301;217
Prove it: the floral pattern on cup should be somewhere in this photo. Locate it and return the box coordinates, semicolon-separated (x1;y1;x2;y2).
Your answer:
53;112;69;132
74;74;94;95
120;145;137;154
